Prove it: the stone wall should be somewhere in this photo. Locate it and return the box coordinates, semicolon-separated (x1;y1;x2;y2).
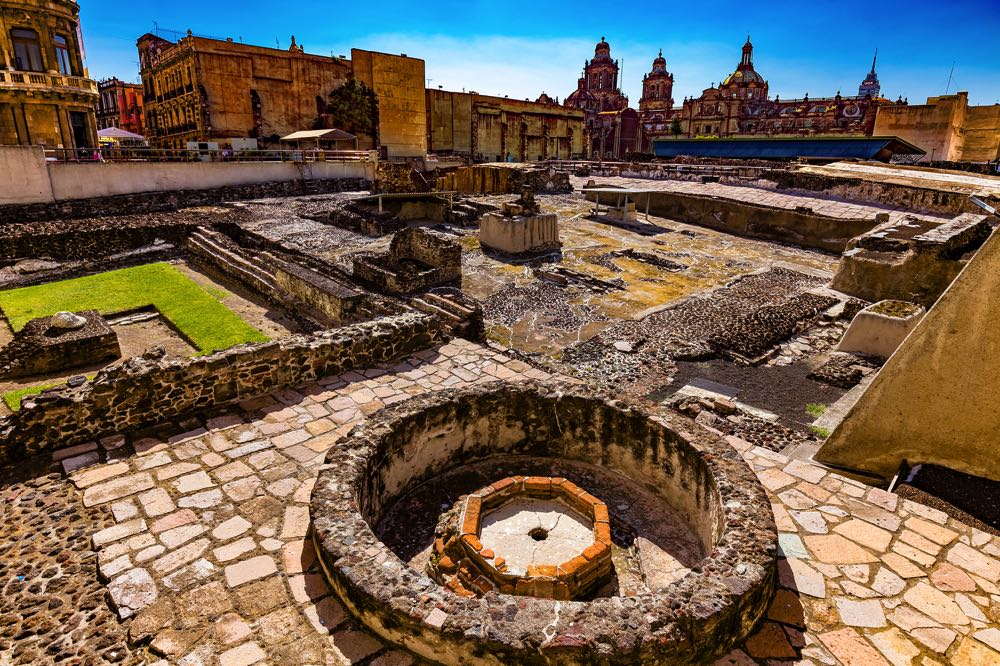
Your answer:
831;213;991;306
0;177;370;224
353;227;462;295
0;217;198;261
587;188;883;253
759;169;995;216
272;260;365;324
437;164;572;194
0;313;443;459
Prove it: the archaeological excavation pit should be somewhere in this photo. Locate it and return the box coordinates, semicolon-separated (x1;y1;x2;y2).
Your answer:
310;381;778;664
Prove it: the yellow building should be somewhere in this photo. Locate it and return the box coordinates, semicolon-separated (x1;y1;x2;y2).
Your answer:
352;48;427;158
874;92;1000;163
427;89;585;162
0;0;98;149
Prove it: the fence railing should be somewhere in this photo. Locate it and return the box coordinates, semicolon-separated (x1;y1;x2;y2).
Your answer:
0;70;97;94
43;148;378;164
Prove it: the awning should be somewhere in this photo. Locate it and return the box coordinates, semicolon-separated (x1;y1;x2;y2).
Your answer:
651;136;926;162
98;127;146;140
280;128;356;142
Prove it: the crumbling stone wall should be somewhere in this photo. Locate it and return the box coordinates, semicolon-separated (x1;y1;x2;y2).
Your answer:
831;213;992;306
0;218;198;261
0;178;369;224
353;227;461;295
759;170;995;216
0;313;442;459
437;164;572;194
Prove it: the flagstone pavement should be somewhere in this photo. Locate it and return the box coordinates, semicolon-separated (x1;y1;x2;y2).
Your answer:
5;338;1000;665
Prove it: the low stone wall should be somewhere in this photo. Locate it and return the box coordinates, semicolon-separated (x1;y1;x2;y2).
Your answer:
0;313;443;459
759;169;995;216
0;217;199;261
0;177;370;224
587;188;882;253
479;212;560;255
353;228;462;295
272;260;365;324
437;164;572;194
837;301;925;360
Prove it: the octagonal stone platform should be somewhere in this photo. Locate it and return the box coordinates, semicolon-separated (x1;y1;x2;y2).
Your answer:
441;476;613;600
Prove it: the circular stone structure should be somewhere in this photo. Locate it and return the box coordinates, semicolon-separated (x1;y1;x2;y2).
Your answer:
311;381;777;665
428;476;614;600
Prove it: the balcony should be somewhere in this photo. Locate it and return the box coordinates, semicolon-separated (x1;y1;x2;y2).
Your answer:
0;70;98;96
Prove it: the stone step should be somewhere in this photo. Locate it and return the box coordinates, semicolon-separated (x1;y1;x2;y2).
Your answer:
422;292;475;317
411;298;463;324
187;235;277;290
188;231;276;281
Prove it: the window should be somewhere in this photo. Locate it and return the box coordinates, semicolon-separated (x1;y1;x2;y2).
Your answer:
54;35;73;75
11;28;43;72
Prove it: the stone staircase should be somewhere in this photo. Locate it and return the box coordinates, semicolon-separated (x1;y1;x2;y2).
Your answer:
410;290;484;341
186;228;277;295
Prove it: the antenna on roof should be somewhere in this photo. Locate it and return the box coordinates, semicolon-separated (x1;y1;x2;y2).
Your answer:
945;61;956;94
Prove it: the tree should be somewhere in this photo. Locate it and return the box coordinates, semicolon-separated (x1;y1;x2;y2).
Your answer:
669;116;682;137
316;79;379;145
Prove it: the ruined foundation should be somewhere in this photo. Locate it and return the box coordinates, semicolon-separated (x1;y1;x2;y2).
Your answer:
310;381;777;665
0;310;120;379
479;188;561;255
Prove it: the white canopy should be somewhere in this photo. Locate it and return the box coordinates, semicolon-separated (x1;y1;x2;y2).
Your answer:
280;128;356;142
98;127;145;140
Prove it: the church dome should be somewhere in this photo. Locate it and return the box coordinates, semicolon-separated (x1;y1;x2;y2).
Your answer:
651;49;667;75
594;37;611;59
722;69;765;86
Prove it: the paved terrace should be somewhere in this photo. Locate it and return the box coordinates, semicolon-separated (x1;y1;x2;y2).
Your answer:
572;175;952;220
2;340;999;665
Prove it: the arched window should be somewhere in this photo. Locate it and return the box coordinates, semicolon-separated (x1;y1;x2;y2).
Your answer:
11;28;43;72
54;35;73;75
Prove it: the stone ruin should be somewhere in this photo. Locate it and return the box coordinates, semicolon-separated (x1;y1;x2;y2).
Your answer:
832;212;992;306
311;381;776;664
428;475;613;600
326;194;493;236
0;309;120;379
837;299;925;361
479;186;561;255
436;163;572;195
352;227;462;296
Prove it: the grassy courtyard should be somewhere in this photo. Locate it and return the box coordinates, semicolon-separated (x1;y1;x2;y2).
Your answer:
0;263;268;354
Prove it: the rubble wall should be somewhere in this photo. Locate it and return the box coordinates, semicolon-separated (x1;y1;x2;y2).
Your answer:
0;313;443;459
0;177;370;224
760;170;995;216
817;228;1000;482
591;190;880;253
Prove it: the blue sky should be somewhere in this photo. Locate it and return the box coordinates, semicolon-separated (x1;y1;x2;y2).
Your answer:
80;0;1000;106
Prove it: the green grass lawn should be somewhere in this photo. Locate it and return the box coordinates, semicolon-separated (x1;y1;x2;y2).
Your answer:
3;382;60;411
0;263;268;354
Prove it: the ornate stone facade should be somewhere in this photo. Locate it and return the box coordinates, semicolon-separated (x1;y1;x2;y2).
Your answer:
638;49;675;140
136;33;352;149
96;77;145;136
655;38;901;142
565;37;636;158
0;0;98;149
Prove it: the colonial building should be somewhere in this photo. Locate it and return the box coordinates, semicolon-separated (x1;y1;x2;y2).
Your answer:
665;38;899;142
137;32;352;150
136;33;426;156
427;89;584;161
96;77;144;136
565;37;636;158
638;50;674;130
0;0;98;149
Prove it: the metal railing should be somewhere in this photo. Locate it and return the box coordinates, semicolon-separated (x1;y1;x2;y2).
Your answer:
0;70;97;94
42;147;378;164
